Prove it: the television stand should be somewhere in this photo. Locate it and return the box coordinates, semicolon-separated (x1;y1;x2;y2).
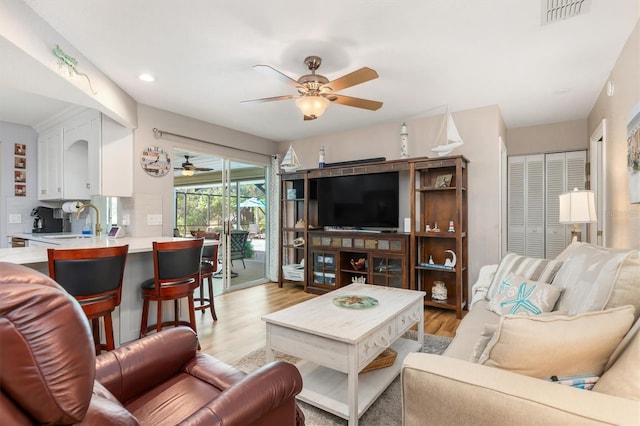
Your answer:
306;230;409;294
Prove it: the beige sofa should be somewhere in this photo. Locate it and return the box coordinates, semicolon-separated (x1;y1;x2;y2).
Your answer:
402;243;640;425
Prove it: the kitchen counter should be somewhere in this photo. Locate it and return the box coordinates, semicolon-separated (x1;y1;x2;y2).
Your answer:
2;233;219;346
3;233;210;264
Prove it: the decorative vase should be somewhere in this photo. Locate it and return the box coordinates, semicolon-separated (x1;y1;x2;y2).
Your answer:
432;281;447;301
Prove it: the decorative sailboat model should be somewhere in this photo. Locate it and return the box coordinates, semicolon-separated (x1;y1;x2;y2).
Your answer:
431;109;464;157
281;145;301;172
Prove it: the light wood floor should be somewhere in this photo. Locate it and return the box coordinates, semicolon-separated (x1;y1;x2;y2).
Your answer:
196;282;462;363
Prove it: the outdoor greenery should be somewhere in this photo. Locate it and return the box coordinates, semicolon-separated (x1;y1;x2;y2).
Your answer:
243;240;255;259
174;181;266;237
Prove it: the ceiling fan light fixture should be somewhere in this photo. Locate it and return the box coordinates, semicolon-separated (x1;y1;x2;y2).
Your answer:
181;169;195;176
295;96;330;119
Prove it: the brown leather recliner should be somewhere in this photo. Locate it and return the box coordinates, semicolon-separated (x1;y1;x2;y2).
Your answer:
0;262;304;425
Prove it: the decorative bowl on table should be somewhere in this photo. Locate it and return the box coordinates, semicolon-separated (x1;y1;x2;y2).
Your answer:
332;295;379;309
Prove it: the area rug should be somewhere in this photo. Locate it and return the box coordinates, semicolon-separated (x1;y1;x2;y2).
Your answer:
230;333;452;426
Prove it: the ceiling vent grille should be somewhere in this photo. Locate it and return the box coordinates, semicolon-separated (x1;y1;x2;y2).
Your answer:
541;0;590;25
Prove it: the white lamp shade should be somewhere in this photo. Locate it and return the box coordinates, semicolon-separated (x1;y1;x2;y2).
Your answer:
181;169;195;176
559;188;597;224
295;96;330;118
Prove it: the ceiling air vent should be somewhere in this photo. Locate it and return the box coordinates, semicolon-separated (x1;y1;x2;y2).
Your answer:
541;0;590;25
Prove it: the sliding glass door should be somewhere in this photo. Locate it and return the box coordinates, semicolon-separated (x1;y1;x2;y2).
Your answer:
174;150;268;293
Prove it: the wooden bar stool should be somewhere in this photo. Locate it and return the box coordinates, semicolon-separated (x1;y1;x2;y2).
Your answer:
47;245;129;355
139;238;203;338
194;232;219;321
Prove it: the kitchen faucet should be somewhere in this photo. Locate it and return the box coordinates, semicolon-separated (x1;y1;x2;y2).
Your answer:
75;202;102;236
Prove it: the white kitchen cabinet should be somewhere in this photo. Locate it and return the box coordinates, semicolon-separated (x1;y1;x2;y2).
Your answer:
37;126;63;200
63;112;94;200
93;114;133;197
37;109;133;200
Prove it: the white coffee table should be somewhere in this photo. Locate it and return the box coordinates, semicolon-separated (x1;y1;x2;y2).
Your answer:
263;284;425;426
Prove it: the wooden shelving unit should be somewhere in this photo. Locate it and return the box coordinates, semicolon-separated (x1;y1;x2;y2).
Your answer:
277;156;469;310
278;172;308;288
410;156;469;318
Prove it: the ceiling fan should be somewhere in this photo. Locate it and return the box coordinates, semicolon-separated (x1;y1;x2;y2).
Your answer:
242;56;383;120
175;155;213;176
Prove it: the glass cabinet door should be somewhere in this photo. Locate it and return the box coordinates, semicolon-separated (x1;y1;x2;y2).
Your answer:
371;256;404;288
312;251;337;288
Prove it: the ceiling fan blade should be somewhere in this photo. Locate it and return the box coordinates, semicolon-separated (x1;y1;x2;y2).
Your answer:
329;94;383;111
241;94;299;104
303;115;317;121
195;167;214;172
253;65;303;89
321;67;379;92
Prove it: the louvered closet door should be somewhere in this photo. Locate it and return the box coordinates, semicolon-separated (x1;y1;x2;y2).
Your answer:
545;153;567;259
507;155;544;257
507;156;526;254
545;151;586;259
566;151;587;243
525;156;545;258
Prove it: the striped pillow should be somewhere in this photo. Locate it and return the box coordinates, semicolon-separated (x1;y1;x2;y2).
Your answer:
486;253;563;301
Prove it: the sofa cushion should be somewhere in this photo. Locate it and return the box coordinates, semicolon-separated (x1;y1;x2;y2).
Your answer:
553;244;638;315
489;274;562;316
477;305;635;379
443;300;501;360
470;323;498;363
592;319;640;400
82;382;139;425
603;250;640;320
486;253;563;300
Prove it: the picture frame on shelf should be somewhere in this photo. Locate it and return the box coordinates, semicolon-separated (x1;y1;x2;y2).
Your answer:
435;174;452;188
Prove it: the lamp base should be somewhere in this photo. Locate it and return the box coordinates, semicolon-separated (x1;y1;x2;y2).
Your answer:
571;227;582;243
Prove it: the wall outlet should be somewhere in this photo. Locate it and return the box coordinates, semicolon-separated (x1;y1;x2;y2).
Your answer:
122;214;130;225
8;214;22;224
147;214;162;226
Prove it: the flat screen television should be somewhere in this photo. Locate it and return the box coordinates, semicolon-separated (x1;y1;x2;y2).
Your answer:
316;172;399;229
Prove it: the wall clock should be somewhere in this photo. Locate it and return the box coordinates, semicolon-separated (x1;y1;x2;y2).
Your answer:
140;146;171;177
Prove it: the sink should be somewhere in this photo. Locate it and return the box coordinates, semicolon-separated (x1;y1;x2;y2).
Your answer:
41;234;93;239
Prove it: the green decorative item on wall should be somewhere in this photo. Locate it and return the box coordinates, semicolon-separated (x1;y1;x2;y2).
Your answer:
53;45;97;95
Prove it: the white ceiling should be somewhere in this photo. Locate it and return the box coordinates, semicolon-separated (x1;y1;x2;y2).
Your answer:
1;0;637;142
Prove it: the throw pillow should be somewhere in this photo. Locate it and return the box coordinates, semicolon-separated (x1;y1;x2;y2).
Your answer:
552;244;635;315
592;320;640;400
477;305;635;379
489;274;562;316
486;253;563;300
469;323;498;363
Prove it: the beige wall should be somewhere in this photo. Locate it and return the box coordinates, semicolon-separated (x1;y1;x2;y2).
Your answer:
506;119;588;155
280;104;504;286
588;20;640;250
126;104;278;237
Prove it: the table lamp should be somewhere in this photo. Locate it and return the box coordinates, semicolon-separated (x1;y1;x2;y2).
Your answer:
559;188;597;242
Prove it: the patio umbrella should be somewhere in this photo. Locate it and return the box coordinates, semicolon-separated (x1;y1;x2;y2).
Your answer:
240;197;266;211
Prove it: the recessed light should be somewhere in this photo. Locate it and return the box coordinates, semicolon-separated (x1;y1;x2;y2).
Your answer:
138;73;155;82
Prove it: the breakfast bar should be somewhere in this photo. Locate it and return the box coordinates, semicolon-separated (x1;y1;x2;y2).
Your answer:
0;234;216;345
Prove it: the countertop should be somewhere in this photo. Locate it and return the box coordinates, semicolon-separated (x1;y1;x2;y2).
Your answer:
2;233;217;265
